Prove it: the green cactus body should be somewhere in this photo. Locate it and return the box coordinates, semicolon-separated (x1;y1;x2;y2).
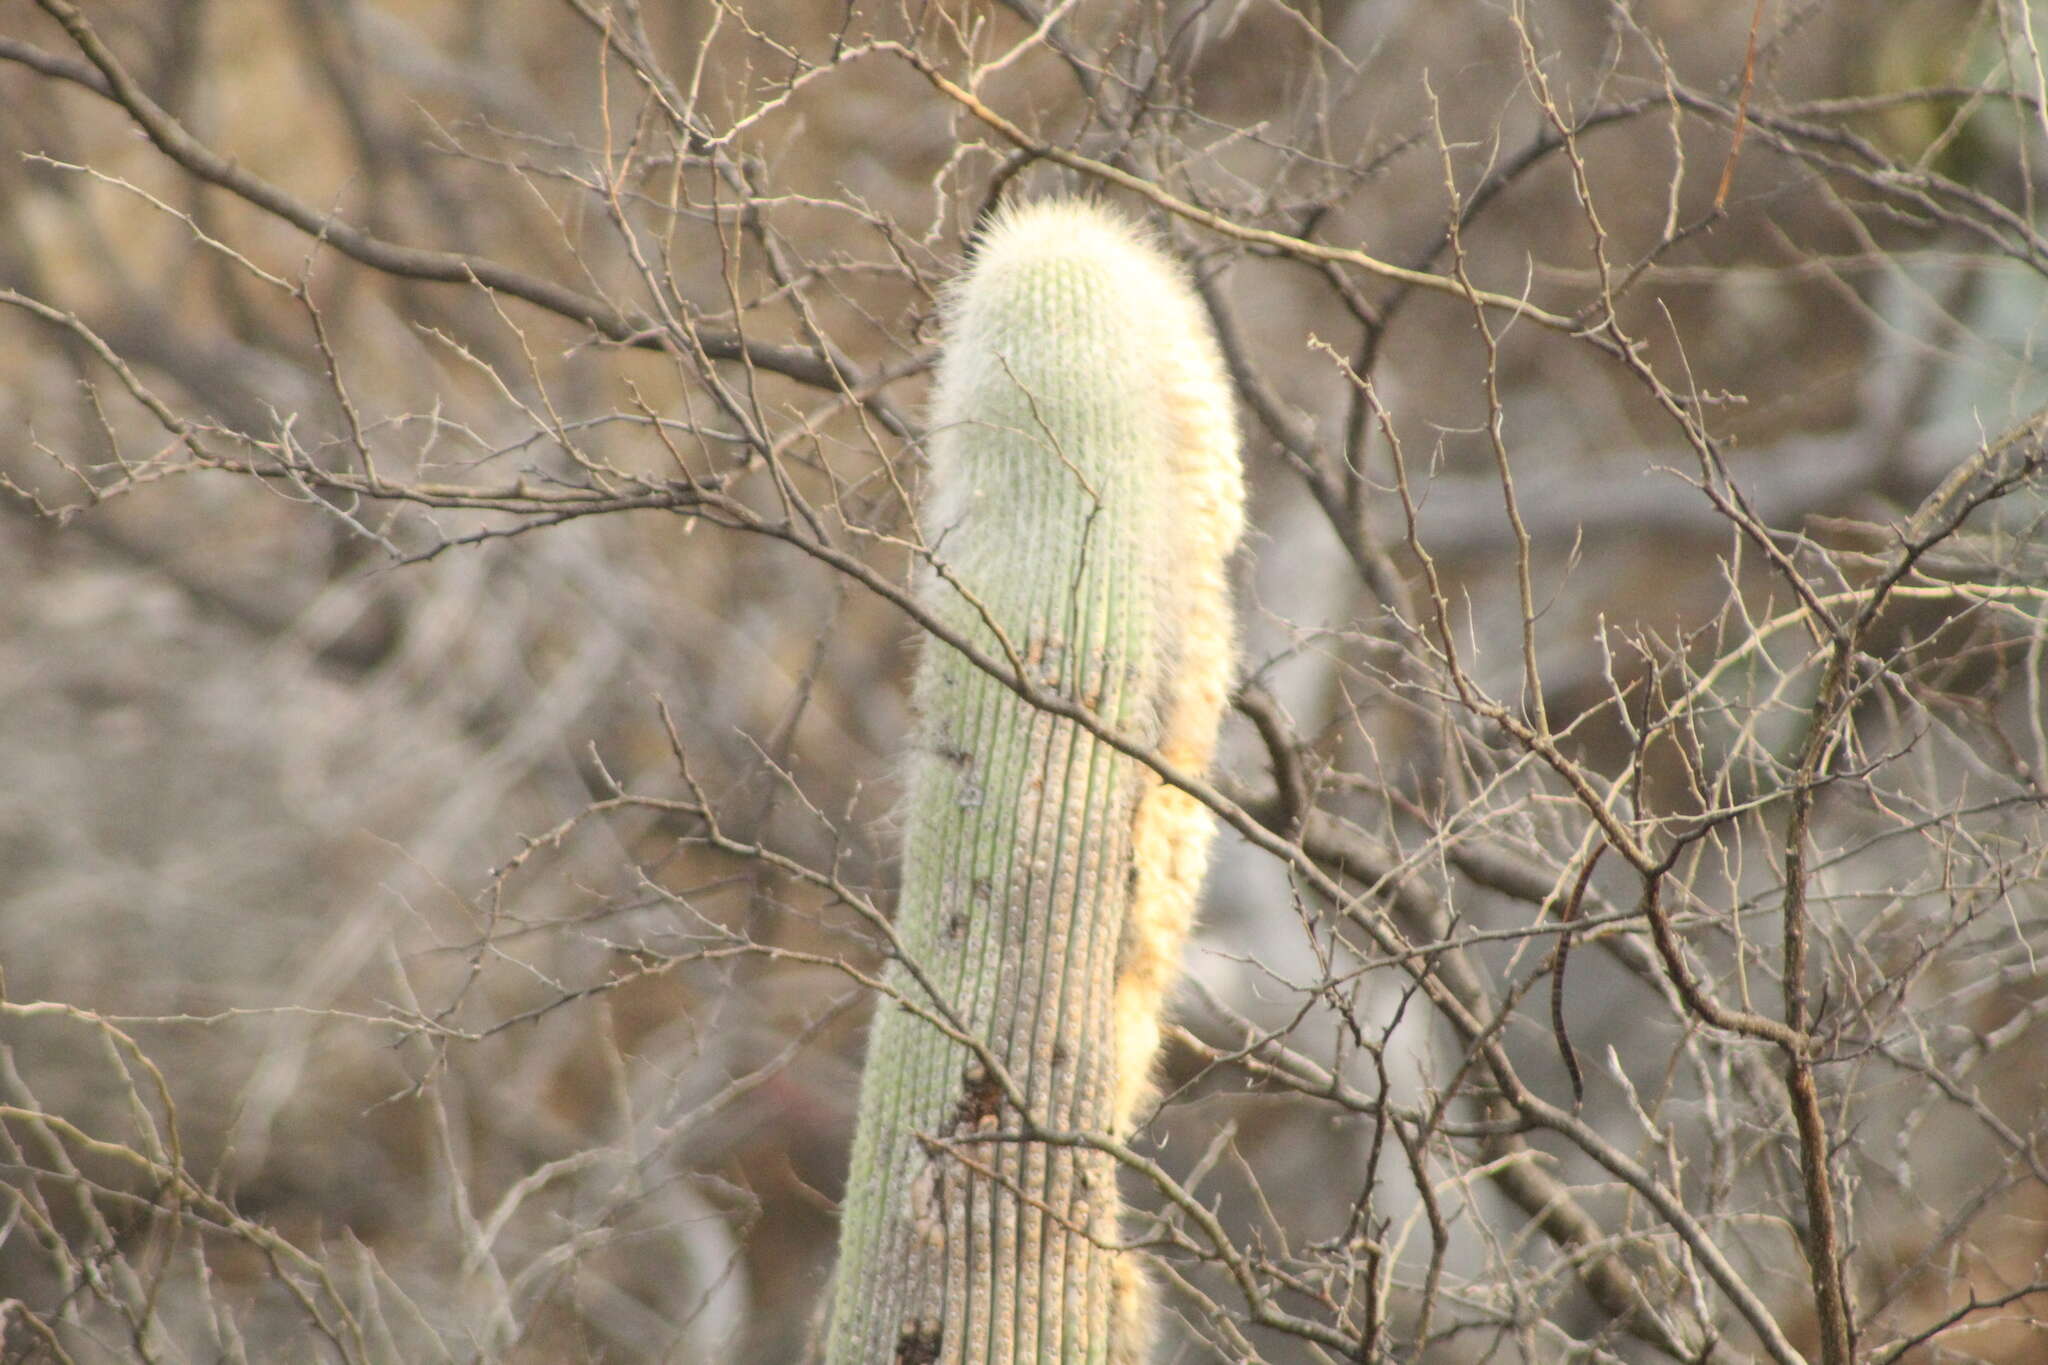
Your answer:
827;199;1242;1365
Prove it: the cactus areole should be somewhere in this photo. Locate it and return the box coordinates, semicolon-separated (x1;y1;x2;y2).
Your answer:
826;198;1244;1364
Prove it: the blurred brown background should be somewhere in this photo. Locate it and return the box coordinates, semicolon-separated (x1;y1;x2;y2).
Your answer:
2;1;2045;1360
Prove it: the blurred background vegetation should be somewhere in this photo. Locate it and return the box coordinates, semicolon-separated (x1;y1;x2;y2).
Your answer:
1;1;2045;1360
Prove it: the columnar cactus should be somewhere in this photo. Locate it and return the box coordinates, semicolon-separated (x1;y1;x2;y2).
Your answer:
826;198;1243;1364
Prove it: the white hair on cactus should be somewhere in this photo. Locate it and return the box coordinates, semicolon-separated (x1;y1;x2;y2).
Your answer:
828;196;1243;1365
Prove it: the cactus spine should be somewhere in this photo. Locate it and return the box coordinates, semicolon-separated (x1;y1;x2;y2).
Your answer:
826;198;1243;1364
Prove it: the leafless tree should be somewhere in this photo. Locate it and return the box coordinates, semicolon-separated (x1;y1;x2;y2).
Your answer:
2;1;2045;1361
